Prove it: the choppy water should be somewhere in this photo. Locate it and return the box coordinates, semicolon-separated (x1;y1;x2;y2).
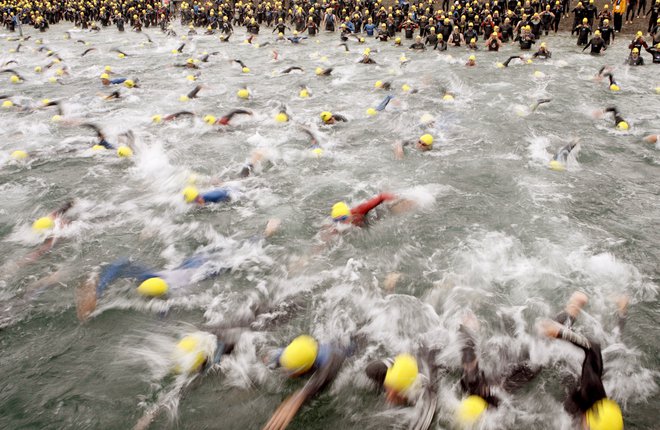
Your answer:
0;23;659;430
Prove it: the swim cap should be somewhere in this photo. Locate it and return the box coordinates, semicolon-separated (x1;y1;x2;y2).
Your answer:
41;98;51;105
33;216;54;231
92;145;106;151
242;67;250;73
237;88;250;99
183;186;199;203
395;37;402;44
469;55;476;61
203;115;216;125
171;49;179;54
186;74;196;81
636;31;643;37
56;69;64;76
609;84;620;91
275;112;289;123
312;148;323;157
402;84;411;92
179;95;190;102
457;395;488;425
117;146;133;157
617;121;629;130
549;160;565;171
585;399;623;430
279;335;318;374
583;17;588;23
137;277;169;297
2;100;13;108
100;73;110;80
34;66;42;73
152;114;162;124
51;115;62;123
383;354;418;393
124;79;135;88
632;48;639;53
104;66;112;72
331;201;351;220
320;111;333;122
10;75;21;84
299;88;310;98
527;59;533;64
534;71;544;77
173;334;209;374
419;134;434;146
375;80;383;88
11;150;28;159
366;107;377;116
118;53;125;58
315;67;324;75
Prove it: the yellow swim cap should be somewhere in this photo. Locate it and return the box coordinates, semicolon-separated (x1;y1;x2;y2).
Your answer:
375;80;383;88
610;84;620;91
315;67;324;75
11;150;28;159
179;94;190;102
419;133;434;146
457;395;488;425
299;88;309;98
92;145;106;151
402;84;411;92
10;75;21;84
100;73;110;80
33;216;54;231
331;201;351;220
51;115;62;123
152;114;162;124
48;77;58;83
186;74;196;81
104;65;112;72
124;79;135;88
2;100;13;108
617;121;629;130
171;49;179;54
242;66;250;73
586;399;623;430
237;88;250;99
312;147;323;157
366;107;378;116
137;277;169;297
203;114;216;125
443;94;454;101
41;98;51;105
34;66;42;73
395;37;401;43
118;53;125;58
383;354;418;393
174;334;208;374
320;111;333;122
534;70;544;77
549;160;565;171
275;112;289;123
183;186;199;203
496;62;505;68
279;335;318;373
117;146;133;157
56;69;64;76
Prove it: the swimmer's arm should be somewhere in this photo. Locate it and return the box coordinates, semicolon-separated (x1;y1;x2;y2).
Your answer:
394;141;405;159
351;193;396;217
582;40;592;51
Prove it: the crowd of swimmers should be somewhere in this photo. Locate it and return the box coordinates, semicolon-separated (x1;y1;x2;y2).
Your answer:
2;0;659;429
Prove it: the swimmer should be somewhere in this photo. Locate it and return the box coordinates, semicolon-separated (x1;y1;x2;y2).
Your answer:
533;42;552;58
358;51;377;64
531;98;553;112
320;111;347;125
100;74;133;86
501;55;524;67
281;66;304;74
550;140;580;170
583;31;607;54
466;54;477;67
181;85;202;100
110;48;129;57
410;35;426;50
174;58;199;69
646;43;660;63
81;123;115;149
262;335;347;430
287;31;307;43
199;51;219;62
315;67;333;76
574;18;592;46
81;47;96;57
327;192;411;230
485;33;502;51
154;111;196;123
212;109;253;126
183;186;232;205
603;106;630;129
539;294;628;430
394;133;434;159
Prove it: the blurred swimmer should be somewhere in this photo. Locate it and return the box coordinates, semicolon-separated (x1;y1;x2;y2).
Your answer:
394;133;434;159
262;335;348;430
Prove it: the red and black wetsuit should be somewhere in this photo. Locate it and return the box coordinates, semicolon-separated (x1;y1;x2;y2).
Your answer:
349;193;396;227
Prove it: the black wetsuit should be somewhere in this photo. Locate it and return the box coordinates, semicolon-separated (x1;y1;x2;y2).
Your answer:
646;46;660;63
575;24;592;46
583;36;606;54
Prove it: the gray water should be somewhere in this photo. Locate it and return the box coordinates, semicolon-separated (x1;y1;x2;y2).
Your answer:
0;23;659;430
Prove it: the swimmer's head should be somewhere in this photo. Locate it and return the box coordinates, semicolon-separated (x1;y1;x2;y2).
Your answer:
137;277;169;297
203;115;216;125
11;150;28;160
457;395;488;425
2;100;13;108
237;88;250;99
585;399;623;430
279;335;318;374
609;83;620;91
366;107;377;116
32;216;54;231
275;112;289;123
418;133;434;149
173;333;211;374
549;160;565;171
117;146;133;157
617;121;629;130
124;79;135;88
320;111;333;123
383;354;418;393
10;75;21;84
331;201;351;222
183;186;200;203
151;114;162;124
395;37;402;45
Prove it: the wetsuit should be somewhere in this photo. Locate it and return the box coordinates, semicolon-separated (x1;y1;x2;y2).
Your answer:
627;54;644;65
599;24;615;45
646;46;660;63
197;189;231;204
583;36;606;54
348;193;396;227
574;24;592;46
109;77;127;85
410;42;426;50
604;107;627;126
532;48;552;58
553;142;578;164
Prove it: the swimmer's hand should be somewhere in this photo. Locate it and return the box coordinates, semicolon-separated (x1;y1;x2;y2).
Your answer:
383;272;401;292
264;219;281;238
394;141;404;160
538;319;561;338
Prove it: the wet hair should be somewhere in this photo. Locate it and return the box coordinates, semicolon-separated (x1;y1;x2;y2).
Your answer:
365;361;388;386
